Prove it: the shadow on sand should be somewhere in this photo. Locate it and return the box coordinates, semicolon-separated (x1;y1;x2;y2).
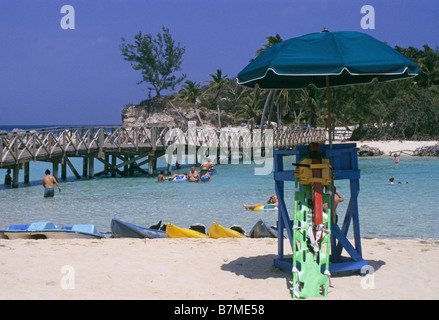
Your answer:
221;253;387;298
221;254;294;296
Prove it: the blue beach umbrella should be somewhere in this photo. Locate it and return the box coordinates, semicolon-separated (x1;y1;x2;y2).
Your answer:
237;30;418;89
237;30;419;139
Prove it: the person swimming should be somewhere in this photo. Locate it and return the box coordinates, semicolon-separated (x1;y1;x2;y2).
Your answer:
158;170;188;182
200;169;211;182
389;177;408;185
200;158;215;171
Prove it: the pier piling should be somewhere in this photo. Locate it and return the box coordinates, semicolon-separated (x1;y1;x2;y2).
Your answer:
12;164;19;188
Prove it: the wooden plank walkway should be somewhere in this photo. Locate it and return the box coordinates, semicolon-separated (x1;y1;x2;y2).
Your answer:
1;124;326;187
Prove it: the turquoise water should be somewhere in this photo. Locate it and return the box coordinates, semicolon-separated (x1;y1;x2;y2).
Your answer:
1;154;438;239
1;126;438;239
354;157;439;239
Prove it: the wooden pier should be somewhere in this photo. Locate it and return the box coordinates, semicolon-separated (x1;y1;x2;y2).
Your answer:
1;124;326;188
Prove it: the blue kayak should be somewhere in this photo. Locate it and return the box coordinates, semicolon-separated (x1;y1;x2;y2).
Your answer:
111;219;166;239
3;221;106;240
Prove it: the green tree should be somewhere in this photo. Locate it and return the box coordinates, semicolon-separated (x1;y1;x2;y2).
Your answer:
273;89;294;127
254;34;283;58
120;26;186;97
298;87;325;127
418;45;439;88
205;69;230;129
177;80;204;128
235;91;263;130
254;34;284;128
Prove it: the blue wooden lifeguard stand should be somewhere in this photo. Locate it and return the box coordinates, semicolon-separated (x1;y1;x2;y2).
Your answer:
273;143;368;273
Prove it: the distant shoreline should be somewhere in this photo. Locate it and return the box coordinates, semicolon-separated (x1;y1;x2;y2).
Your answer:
351;140;438;156
0;124;121;131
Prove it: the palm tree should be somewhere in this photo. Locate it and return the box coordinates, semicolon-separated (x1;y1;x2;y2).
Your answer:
298;87;325;127
419;45;439;88
254;34;283;128
227;81;251;105
254;34;283;58
235;94;263;130
259;90;274;128
177;80;204;128
273;89;292;127
206;69;230;129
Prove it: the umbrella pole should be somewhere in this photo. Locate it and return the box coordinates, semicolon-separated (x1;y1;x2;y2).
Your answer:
326;75;336;226
326;75;332;148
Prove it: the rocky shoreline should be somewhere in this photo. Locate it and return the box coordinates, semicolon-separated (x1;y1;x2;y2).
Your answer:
413;144;439;156
358;145;384;156
356;141;439;157
121;96;238;129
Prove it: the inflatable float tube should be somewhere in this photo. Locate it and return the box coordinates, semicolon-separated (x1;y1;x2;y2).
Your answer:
208;222;246;239
200;174;210;182
166;223;208;238
172;175;187;181
252;205;278;211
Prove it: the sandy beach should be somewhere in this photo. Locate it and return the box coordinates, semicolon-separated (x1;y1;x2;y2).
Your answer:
0;237;437;300
1;140;438;301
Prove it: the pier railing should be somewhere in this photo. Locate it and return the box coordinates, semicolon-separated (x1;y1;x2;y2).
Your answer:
0;125;326;166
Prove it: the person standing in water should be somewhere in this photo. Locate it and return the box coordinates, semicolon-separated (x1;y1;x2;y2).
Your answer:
4;169;12;186
158;171;166;182
187;166;200;182
323;187;344;224
42;169;61;197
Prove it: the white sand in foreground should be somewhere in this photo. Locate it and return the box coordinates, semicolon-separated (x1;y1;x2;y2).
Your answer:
0;237;437;300
351;140;438;156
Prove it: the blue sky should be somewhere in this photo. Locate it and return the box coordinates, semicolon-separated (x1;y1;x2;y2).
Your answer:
1;0;438;125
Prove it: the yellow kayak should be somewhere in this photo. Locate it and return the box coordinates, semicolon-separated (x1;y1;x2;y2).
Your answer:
208;222;246;239
166;223;208;238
